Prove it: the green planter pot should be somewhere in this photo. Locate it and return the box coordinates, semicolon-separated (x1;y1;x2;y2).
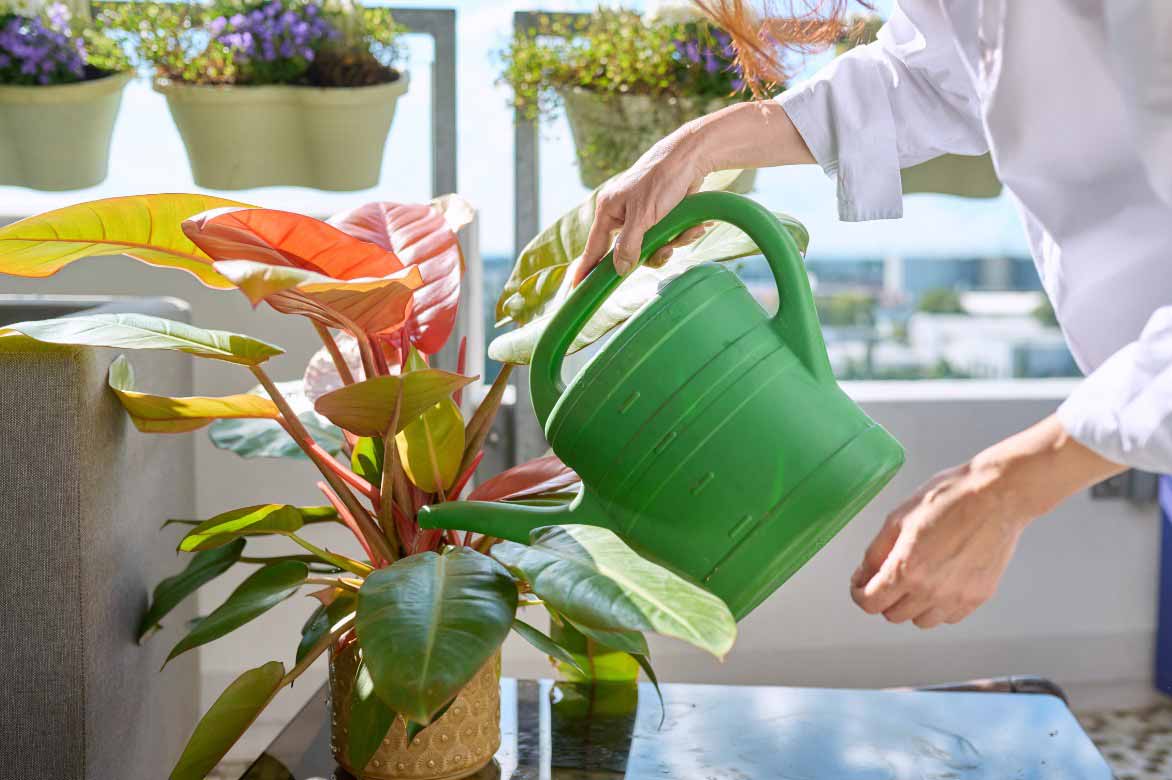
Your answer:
559;87;756;192
155;72;409;191
0;71;131;191
901;152;1003;199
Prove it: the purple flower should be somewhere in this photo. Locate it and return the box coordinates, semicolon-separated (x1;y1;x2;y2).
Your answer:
211;0;339;80
0;11;87;86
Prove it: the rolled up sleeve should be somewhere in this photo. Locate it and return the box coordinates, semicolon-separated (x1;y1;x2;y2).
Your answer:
1058;306;1172;473
777;0;987;222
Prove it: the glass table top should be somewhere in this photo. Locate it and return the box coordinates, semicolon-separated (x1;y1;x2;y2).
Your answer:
240;679;1113;779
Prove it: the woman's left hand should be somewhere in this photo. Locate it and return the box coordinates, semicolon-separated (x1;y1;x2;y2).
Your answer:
850;415;1126;628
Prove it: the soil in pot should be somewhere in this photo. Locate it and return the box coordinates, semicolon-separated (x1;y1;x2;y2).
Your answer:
0;69;131;190
558;87;755;192
329;641;501;780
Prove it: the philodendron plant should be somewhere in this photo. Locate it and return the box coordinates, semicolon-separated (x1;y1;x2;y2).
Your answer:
0;194;737;780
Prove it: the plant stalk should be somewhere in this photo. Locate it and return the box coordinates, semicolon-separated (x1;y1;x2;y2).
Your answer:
280;615;355;687
313;321;355;385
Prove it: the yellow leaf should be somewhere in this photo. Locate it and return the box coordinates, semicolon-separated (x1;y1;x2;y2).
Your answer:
395;398;464;493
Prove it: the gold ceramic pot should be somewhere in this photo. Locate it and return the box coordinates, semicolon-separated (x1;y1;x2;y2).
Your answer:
329;642;501;780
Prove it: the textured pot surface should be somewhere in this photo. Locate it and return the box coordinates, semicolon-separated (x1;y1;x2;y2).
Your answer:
156;72;409;191
329;642;501;780
559;88;755;191
0;71;131;191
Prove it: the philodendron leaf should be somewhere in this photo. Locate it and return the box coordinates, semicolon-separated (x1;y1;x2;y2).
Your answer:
0;314;282;365
496;168;749;325
170;660;285;780
298;590;357;663
565;619;650;657
209;379;344;459
313;370;476;438
0;193;252;289
511;619;585;676
350;437;384;485
396;397;464;493
166;561;308;664
178;504;305;552
492;525;736;659
632;653;665;722
137;538;246;643
109;356;280;433
355;548;517;724
349;661;397;771
488;212;809;365
467;453;579;502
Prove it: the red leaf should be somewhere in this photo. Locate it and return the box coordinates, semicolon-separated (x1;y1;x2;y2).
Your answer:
184;207;404;280
329;196;473;355
467;454;580;502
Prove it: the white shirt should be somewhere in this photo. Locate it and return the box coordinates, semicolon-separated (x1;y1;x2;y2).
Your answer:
778;0;1172;473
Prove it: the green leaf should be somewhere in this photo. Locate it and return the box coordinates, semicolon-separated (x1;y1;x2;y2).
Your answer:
565;619;649;657
170;661;285;780
355;548;518;723
632;653;665;723
348;661;397;771
314;370;475;438
351;437;384;485
209;380;343;459
0;314;282;365
166;561;308;664
0;193;251;290
495;168;762;325
404;696;454;744
395;397;464;493
405;719;426;743
297;591;358;663
109;356;281;433
178;504;305;552
492;525;736;659
488;212;808;365
511;618;585;676
138;538;245;643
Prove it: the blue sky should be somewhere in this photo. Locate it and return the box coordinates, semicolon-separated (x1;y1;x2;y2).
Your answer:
0;0;1031;261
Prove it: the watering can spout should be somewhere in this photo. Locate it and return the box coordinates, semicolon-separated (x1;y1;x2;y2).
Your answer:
417;494;601;544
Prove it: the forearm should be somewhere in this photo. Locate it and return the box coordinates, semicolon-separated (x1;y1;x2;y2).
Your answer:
675;101;816;176
969;415;1126;525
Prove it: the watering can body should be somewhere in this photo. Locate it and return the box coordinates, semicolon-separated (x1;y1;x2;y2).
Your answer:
422;192;904;620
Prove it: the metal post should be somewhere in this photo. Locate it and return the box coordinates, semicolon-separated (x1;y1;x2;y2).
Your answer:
393;8;458;198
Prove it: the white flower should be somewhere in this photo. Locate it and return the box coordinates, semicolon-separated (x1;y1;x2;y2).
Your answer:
644;0;706;27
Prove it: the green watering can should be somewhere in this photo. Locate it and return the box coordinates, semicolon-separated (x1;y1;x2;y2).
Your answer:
421;191;904;619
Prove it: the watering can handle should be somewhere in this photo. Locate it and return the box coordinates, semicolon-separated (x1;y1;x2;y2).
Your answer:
530;190;834;427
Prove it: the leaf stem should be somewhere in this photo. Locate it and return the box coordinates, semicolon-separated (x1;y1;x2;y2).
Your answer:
304;576;361;592
317;480;377;564
251;364;395;565
379;389;404;555
313;322;355;386
458;364;513;479
280;614;355;687
285;533;373;577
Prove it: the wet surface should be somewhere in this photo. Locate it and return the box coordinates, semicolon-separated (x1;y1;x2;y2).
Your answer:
239;679;1113;779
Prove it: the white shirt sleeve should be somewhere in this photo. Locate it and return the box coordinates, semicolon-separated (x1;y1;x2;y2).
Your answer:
1103;1;1172;206
1058;306;1172;473
776;0;987;222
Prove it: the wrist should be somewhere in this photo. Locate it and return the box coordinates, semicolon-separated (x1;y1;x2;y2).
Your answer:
969;415;1126;525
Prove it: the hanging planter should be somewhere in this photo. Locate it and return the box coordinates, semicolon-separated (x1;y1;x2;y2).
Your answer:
105;0;408;190
0;4;131;190
560;88;754;191
502;8;769;190
156;73;408;191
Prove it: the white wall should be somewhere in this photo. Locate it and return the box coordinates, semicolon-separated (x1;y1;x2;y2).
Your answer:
5;257;1163;760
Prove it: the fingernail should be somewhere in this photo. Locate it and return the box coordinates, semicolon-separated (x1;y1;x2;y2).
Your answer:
851;566;865;587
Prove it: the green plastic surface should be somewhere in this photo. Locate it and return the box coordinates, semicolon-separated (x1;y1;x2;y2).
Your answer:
422;192;904;619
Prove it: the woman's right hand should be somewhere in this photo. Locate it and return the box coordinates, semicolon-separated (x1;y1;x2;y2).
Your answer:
571;123;713;287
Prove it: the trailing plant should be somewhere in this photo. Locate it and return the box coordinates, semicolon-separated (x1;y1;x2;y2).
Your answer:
0;1;127;84
0;192;737;780
97;0;403;86
500;7;764;122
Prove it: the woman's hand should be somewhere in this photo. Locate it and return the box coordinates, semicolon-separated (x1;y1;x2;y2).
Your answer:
851;415;1125;628
572;101;816;286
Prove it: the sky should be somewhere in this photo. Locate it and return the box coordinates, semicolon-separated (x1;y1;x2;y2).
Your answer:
0;0;1032;261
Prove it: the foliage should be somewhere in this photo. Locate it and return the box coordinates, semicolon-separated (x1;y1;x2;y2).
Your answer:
917;288;965;314
500;8;767;122
1033;296;1058;328
0;2;127;85
816;291;875;328
97;0;404;86
0;190;738;779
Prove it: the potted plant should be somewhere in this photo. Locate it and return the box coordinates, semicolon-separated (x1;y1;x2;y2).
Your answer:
0;191;737;780
0;1;131;190
836;12;1001;199
500;6;767;190
101;0;408;190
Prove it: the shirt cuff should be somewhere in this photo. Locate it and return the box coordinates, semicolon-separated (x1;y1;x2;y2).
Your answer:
777;79;905;223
